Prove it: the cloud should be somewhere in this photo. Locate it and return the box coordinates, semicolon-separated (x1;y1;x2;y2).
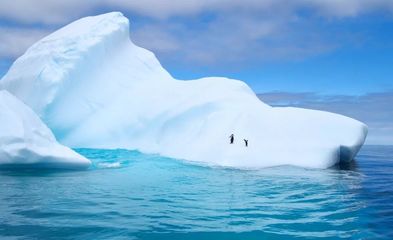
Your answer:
124;0;393;20
2;0;392;25
0;0;392;66
0;0;95;25
0;26;51;58
303;0;393;17
258;91;393;145
131;11;339;68
131;25;180;53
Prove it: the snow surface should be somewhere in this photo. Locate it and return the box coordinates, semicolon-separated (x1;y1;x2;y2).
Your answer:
0;12;367;169
0;90;91;170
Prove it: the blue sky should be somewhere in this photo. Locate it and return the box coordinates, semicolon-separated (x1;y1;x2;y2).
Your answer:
0;0;392;144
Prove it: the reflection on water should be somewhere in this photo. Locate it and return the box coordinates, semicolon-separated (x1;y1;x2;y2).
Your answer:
0;146;392;239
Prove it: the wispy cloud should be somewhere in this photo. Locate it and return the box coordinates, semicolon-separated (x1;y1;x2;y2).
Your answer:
258;91;393;145
2;0;393;24
0;26;51;58
0;0;392;66
0;0;95;25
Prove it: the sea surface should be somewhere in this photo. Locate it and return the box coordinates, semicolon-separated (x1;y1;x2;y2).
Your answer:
0;145;392;240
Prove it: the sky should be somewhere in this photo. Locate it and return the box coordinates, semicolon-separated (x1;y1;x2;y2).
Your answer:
0;0;392;144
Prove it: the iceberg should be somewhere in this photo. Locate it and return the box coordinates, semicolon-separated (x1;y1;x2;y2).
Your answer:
0;90;91;170
0;12;367;169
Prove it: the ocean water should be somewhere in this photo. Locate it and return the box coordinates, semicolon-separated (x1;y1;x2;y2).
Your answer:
0;146;392;240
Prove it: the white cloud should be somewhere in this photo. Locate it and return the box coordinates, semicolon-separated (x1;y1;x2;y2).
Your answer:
130;11;337;66
106;0;213;19
0;0;392;65
132;25;180;53
1;0;393;25
0;0;97;25
303;0;393;18
110;0;393;19
0;26;50;58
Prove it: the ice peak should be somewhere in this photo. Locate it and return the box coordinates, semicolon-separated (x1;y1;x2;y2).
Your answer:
0;12;137;115
41;11;130;42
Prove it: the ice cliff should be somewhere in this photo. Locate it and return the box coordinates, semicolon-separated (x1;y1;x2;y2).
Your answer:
0;90;90;169
0;12;368;169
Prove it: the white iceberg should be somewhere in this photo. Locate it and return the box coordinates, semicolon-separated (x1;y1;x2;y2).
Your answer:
0;90;91;170
0;12;367;169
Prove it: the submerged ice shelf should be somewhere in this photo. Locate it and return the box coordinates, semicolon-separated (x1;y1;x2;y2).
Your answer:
0;12;367;169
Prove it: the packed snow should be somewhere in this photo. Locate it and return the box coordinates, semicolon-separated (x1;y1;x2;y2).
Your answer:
0;90;91;170
0;12;368;169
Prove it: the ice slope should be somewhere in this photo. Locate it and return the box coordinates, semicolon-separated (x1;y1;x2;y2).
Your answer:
0;12;367;169
0;90;91;170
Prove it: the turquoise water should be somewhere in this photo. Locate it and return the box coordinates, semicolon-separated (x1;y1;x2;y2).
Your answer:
0;146;392;239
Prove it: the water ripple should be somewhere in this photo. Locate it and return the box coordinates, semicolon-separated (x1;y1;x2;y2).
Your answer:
0;146;392;239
